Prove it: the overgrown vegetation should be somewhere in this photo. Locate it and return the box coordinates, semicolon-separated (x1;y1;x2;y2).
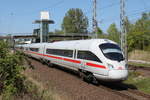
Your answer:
0;41;61;100
124;71;150;94
0;41;26;100
24;77;62;100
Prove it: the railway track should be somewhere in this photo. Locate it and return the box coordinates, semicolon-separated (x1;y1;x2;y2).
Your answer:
128;65;150;77
98;85;137;100
98;82;150;100
128;65;150;71
26;58;150;100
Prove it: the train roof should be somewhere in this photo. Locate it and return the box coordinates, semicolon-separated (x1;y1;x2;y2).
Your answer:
21;39;118;50
44;39;117;50
50;39;116;44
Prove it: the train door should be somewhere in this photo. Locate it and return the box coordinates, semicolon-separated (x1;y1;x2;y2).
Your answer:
75;50;86;70
39;45;44;60
73;49;83;70
74;43;86;70
81;60;86;70
42;45;46;59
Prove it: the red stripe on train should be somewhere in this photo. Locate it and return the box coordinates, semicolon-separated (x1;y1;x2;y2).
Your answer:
26;51;106;69
86;62;106;69
27;51;81;64
63;58;81;64
28;51;43;56
46;55;63;60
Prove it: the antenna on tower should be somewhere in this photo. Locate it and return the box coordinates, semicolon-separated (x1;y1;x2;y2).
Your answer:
92;0;98;38
120;0;127;62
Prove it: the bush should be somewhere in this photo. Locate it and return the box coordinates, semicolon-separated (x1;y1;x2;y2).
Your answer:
0;41;26;99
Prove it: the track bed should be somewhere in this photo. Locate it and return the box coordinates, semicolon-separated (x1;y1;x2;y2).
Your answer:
24;58;150;100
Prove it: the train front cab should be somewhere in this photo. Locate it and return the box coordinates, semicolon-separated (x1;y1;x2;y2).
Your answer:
94;43;128;82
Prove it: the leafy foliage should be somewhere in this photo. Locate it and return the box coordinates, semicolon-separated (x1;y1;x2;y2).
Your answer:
107;23;120;43
97;27;103;37
127;12;150;51
106;12;150;51
62;8;89;33
0;41;9;58
54;29;64;34
0;41;26;99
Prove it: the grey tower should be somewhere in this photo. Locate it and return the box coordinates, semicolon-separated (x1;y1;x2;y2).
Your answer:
34;11;54;43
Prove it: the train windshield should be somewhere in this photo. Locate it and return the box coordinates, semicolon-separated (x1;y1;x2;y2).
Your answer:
99;43;124;62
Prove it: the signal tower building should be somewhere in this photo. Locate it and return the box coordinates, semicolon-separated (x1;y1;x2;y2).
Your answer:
34;11;54;43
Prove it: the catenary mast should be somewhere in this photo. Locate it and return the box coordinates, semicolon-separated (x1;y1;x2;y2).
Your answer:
120;0;127;62
92;0;98;38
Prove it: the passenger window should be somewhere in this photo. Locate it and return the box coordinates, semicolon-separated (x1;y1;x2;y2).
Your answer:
46;49;73;57
77;51;102;63
29;48;39;52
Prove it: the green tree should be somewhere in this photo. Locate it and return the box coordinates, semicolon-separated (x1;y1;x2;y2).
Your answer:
124;17;133;34
107;23;120;43
62;8;89;33
97;27;103;37
127;12;150;51
54;29;64;34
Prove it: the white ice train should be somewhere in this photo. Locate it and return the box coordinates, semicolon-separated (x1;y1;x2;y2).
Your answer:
19;39;128;82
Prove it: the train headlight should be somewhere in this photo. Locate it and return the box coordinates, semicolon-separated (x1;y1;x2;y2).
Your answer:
107;63;114;70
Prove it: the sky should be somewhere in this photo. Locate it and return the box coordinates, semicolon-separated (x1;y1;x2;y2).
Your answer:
0;0;150;35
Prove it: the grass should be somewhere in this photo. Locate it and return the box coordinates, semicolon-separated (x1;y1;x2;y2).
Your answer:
124;71;150;94
128;50;150;62
25;80;55;100
128;50;150;67
24;74;63;100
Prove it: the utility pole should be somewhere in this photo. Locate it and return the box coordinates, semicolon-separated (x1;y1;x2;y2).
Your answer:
92;0;98;38
40;22;43;43
120;0;127;62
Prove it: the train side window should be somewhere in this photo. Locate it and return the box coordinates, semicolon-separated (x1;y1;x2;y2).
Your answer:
46;49;53;54
77;51;102;63
29;48;39;52
63;50;73;57
46;49;73;57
